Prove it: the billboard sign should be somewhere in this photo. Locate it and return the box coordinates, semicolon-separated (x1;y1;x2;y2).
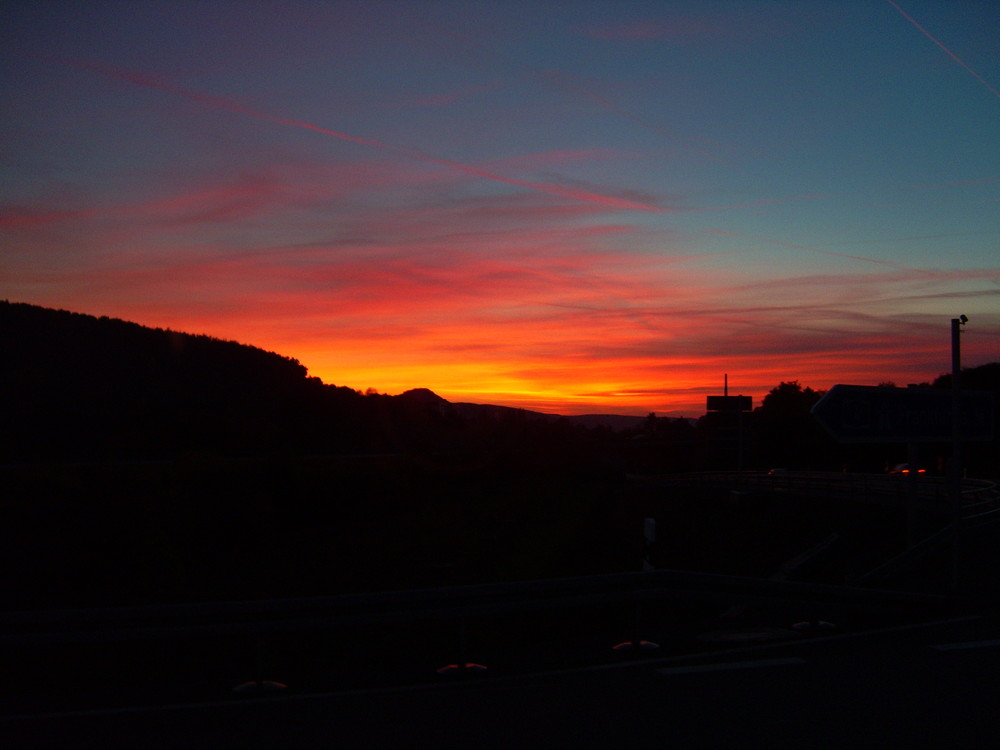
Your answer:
810;385;994;443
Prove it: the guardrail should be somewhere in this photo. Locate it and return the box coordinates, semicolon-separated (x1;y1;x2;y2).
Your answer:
636;471;998;514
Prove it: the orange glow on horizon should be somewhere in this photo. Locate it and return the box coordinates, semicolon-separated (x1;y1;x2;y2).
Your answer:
38;295;984;420
4;6;998;428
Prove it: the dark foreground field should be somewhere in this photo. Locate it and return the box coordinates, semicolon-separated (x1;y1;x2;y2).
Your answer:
3;454;638;609
8;454;998;729
1;454;924;611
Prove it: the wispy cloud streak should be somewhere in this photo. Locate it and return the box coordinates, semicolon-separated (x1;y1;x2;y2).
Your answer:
884;0;1000;99
702;228;941;274
59;58;662;212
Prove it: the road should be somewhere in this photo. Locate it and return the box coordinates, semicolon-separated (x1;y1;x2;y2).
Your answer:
6;613;1000;749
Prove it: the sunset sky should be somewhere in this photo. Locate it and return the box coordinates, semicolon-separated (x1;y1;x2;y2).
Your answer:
3;1;998;416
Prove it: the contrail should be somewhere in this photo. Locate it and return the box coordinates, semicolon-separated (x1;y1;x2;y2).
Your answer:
884;0;1000;100
62;59;664;212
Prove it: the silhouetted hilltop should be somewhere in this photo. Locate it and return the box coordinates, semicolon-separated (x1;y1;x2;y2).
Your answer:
1;301;372;460
0;302;611;463
400;388;647;431
399;388;451;407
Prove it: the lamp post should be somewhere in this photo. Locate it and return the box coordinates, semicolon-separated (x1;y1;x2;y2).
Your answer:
951;315;967;484
950;315;967;589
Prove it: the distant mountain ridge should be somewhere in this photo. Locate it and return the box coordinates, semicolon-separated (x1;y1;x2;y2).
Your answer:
398;387;646;430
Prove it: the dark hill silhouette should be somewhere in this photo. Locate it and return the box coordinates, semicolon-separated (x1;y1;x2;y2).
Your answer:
399;387;451;407
0;301;623;463
0;301;374;460
400;387;646;430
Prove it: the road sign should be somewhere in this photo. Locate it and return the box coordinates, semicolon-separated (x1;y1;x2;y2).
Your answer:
706;395;752;412
811;385;995;443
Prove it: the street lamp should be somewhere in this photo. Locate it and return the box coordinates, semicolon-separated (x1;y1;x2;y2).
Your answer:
950;315;967;589
951;315;967;480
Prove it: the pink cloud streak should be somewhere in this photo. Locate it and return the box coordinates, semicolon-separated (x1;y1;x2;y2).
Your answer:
60;58;662;213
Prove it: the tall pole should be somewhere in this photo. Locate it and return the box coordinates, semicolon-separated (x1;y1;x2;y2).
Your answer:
951;317;964;484
950;316;966;589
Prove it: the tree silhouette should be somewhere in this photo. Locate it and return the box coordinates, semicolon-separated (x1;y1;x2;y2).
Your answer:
753;381;833;468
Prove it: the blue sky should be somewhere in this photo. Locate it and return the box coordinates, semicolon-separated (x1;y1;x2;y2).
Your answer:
2;0;998;415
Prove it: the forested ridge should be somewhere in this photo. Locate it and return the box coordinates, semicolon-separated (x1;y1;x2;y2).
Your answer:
0;300;586;463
